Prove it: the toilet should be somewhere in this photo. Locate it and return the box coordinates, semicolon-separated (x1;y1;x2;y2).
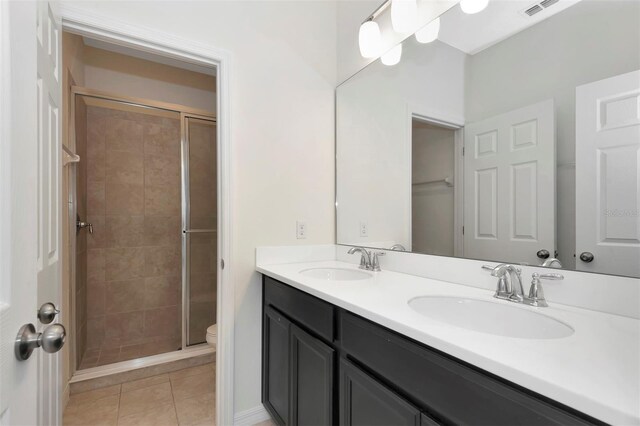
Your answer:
206;324;217;350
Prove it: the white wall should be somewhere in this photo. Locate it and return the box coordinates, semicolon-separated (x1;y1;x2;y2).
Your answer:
61;0;337;416
465;0;640;268
336;38;465;248
411;123;455;255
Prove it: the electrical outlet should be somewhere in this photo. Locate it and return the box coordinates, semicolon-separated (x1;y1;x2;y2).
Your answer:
359;221;368;237
296;221;307;239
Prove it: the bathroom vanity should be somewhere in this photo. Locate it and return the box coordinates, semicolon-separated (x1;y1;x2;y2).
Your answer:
257;246;639;426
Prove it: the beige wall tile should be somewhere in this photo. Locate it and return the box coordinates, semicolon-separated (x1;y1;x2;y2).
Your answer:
144;245;181;277
143;215;181;246
86;215;106;249
87;180;106;215
87;249;105;283
86;316;105;349
105;247;145;281
105;311;145;342
105;182;144;215
144;185;181;216
144;275;180;309
105;117;143;153
106;150;144;186
105;278;145;314
144;153;180;187
143;123;180;157
143;306;180;338
87;282;105;318
104;215;145;247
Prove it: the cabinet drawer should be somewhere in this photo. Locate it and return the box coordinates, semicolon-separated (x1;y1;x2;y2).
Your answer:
340;311;597;426
264;276;334;342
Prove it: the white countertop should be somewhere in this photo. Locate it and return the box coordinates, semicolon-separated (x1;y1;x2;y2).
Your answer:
257;259;640;425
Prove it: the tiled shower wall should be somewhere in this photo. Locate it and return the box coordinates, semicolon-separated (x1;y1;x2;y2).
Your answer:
81;105;182;368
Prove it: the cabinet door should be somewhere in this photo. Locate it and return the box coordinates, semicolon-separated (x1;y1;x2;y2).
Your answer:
340;359;421;426
290;324;335;426
263;306;291;425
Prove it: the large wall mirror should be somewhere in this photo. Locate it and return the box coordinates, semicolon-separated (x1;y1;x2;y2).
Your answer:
336;0;640;278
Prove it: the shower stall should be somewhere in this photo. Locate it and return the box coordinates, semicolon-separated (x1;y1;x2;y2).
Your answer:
70;87;217;371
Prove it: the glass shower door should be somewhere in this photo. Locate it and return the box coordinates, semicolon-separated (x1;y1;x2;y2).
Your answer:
182;116;217;346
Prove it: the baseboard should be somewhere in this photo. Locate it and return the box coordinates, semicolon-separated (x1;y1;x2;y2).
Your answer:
234;405;270;426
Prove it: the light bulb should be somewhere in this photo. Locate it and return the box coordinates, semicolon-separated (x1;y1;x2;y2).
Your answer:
415;17;440;44
391;0;417;34
358;20;382;58
381;44;402;66
460;0;489;14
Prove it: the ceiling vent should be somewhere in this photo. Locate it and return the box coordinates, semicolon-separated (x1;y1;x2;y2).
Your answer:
521;0;560;17
540;0;560;7
524;4;543;16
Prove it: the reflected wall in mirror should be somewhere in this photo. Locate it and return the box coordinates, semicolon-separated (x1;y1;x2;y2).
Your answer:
336;0;640;277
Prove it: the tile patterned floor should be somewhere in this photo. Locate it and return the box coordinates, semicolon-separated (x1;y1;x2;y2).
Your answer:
64;363;215;425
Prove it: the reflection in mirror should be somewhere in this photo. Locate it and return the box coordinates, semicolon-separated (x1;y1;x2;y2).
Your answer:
336;0;640;278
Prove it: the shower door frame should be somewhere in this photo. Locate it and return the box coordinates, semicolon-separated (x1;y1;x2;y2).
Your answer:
61;8;235;424
181;113;218;348
71;87;217;355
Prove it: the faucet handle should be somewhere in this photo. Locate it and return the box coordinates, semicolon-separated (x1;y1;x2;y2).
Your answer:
537;272;564;280
371;251;385;272
481;265;495;271
525;272;562;307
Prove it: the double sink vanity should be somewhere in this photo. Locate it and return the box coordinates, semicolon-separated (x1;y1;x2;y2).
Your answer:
257;245;639;425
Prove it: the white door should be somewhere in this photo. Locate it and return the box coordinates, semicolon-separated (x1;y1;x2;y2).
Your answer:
0;1;64;425
576;70;640;278
463;100;555;265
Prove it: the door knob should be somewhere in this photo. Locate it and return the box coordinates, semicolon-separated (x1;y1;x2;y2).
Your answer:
37;302;60;325
76;213;93;234
536;249;550;259
15;323;66;361
579;252;594;263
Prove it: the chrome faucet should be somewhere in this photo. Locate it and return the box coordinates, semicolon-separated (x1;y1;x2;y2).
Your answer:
347;247;385;271
347;247;372;270
390;244;406;251
483;264;563;307
483;264;525;302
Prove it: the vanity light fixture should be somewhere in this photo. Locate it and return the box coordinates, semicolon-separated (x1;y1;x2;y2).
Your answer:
391;0;418;33
460;0;489;14
381;44;402;66
359;19;382;58
415;17;440;43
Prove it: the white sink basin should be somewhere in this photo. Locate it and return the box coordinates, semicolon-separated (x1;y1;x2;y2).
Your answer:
408;296;574;339
300;267;372;281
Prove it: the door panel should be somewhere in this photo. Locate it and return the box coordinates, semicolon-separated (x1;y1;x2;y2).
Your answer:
36;1;63;424
575;70;640;277
464;100;555;265
339;359;421;426
290;324;334;426
263;306;291;425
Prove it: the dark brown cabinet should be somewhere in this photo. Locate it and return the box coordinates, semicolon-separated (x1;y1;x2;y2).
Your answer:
262;275;601;426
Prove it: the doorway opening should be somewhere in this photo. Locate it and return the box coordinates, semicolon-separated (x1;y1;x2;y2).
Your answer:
410;116;463;256
62;31;219;388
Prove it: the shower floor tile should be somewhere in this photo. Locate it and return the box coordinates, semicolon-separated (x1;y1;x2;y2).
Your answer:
64;363;220;426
